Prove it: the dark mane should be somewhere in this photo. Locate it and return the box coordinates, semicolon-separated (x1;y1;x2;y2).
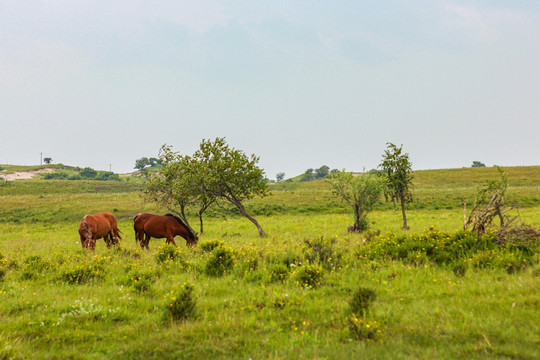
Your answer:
164;214;196;239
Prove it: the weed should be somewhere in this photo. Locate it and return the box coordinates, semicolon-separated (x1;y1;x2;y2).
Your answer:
204;246;235;277
155;245;183;264
295;264;323;288
199;240;224;253
269;263;289;283
164;283;196;321
59;263;106;284
304;237;342;271
347;316;381;341
349;287;377;317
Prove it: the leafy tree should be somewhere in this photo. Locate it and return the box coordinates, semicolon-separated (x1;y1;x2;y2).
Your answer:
315;165;330;179
327;170;383;232
43;157;52;164
143;145;212;235
472;161;486;168
193;138;269;237
80;167;97;179
135;157;149;171
276;172;285;182
379;143;414;230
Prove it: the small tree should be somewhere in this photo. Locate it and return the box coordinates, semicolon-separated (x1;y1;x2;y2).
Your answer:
472;161;486;168
135;157;150;171
80;167;97;179
327;170;383;232
43;157;52;164
315;165;330;179
276;172;285;182
379;143;414;230
143;145;213;235
193;138;269;237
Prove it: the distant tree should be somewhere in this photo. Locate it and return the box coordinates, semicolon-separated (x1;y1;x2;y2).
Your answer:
43;157;52;164
135;157;150;171
96;172;121;181
327;170;384;232
315;165;330;179
301;168;314;182
193;138;269;237
379;143;414;230
472;161;486;168
80;167;97;179
276;172;285;182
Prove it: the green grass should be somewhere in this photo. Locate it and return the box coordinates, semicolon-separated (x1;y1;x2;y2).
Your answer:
0;166;539;358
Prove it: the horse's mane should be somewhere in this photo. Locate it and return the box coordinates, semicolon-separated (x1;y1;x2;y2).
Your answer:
165;214;196;239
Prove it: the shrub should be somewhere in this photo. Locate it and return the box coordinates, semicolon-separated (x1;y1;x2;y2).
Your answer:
452;262;468;277
295;264;323;288
0;268;6;282
269;263;289;283
204;246;235;277
349;287;377;317
155;245;183;264
59;263;106;284
200;240;223;253
347;316;381;341
304;237;342;271
124;268;156;293
164;283;196;321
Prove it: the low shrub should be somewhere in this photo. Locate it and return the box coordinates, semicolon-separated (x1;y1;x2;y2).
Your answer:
199;240;223;253
304;237;342;271
204;246;235;277
155;245;183;264
59;263;106;284
347;316;381;341
295;264;323;288
269;263;289;283
164;283;196;321
349;287;377;317
0;268;6;282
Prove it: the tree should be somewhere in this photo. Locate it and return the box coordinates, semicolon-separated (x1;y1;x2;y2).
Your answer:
276;172;285;182
379;143;414;230
472;161;486;168
327;170;383;232
143;145;213;235
135;157;150;171
80;167;97;179
315;165;330;179
43;157;52;164
193;137;269;237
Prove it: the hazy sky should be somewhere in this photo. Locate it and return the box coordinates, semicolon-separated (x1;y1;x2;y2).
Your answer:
1;1;539;178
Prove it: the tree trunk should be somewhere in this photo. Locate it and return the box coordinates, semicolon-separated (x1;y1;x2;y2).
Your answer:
233;200;267;237
199;210;204;235
400;195;408;230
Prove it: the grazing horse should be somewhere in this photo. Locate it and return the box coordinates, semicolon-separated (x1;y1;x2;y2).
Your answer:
78;212;122;250
133;213;198;249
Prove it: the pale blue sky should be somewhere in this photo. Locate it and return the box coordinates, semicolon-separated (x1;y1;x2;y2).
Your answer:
1;1;539;178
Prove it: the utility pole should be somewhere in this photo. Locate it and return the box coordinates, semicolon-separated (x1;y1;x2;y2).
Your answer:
40;152;43;165
109;164;112;172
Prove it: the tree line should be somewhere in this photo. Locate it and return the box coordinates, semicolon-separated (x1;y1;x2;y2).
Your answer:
142;139;415;237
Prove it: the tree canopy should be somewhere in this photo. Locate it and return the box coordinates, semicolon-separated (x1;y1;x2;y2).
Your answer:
379;143;414;230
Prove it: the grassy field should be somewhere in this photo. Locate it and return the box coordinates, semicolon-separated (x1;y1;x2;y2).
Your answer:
0;166;539;359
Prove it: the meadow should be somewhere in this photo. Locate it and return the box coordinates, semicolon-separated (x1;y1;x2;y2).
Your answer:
0;166;539;359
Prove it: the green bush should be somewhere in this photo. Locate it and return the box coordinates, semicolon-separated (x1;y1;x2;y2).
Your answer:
59;263;106;284
164;283;196;321
200;240;223;253
155;245;183;264
295;264;323;288
347;316;381;341
204;246;235;277
124;268;156;293
349;287;377;317
269;263;289;283
0;268;6;282
304;237;342;271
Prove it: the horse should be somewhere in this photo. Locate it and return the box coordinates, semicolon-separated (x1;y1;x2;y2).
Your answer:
133;213;198;249
78;212;122;250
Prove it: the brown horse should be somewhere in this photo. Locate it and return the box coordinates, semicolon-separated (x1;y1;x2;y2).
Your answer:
78;212;122;250
133;213;198;249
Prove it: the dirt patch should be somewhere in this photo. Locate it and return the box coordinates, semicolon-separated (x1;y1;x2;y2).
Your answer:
0;168;55;181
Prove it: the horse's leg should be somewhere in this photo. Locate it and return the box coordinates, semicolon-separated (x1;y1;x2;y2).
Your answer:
143;233;151;250
104;234;112;248
167;235;178;247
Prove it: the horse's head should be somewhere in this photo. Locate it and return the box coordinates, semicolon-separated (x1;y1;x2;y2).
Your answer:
187;233;199;247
